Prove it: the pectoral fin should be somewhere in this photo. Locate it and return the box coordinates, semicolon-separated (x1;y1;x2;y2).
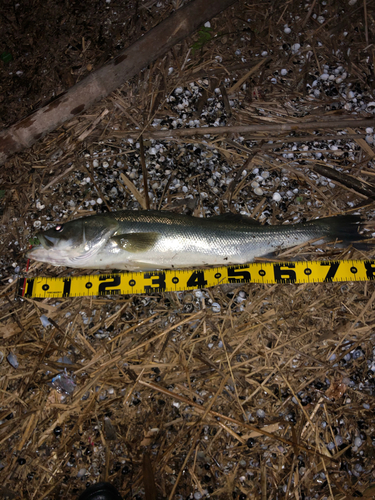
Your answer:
110;232;159;253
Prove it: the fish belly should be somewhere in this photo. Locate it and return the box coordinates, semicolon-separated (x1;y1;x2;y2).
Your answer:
88;230;295;271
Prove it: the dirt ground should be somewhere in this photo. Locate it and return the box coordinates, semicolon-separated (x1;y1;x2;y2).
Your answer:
1;0;375;499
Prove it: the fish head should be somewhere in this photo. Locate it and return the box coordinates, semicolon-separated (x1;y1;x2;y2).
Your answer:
27;215;119;267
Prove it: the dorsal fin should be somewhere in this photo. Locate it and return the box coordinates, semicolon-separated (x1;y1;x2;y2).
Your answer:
211;213;261;226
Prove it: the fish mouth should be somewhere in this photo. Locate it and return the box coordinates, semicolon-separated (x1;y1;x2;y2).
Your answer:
26;242;72;266
26;243;47;260
36;233;56;249
26;233;60;261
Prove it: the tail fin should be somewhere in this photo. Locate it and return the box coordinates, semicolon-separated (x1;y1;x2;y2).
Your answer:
312;215;371;250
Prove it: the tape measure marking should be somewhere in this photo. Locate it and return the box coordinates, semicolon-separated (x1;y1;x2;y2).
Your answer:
15;260;375;298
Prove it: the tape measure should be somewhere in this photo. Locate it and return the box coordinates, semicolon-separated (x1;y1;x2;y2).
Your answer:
16;259;375;298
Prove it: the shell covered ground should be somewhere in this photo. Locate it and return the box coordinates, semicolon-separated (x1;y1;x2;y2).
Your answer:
1;0;375;499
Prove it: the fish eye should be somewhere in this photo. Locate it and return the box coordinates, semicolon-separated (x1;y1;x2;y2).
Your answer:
54;224;64;232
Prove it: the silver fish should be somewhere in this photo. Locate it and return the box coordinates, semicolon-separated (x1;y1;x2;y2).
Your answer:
26;211;367;271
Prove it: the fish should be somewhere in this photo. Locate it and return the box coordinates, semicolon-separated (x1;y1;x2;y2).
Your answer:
26;210;368;271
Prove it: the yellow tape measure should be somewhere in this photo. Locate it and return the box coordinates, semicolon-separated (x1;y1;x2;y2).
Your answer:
16;260;375;298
